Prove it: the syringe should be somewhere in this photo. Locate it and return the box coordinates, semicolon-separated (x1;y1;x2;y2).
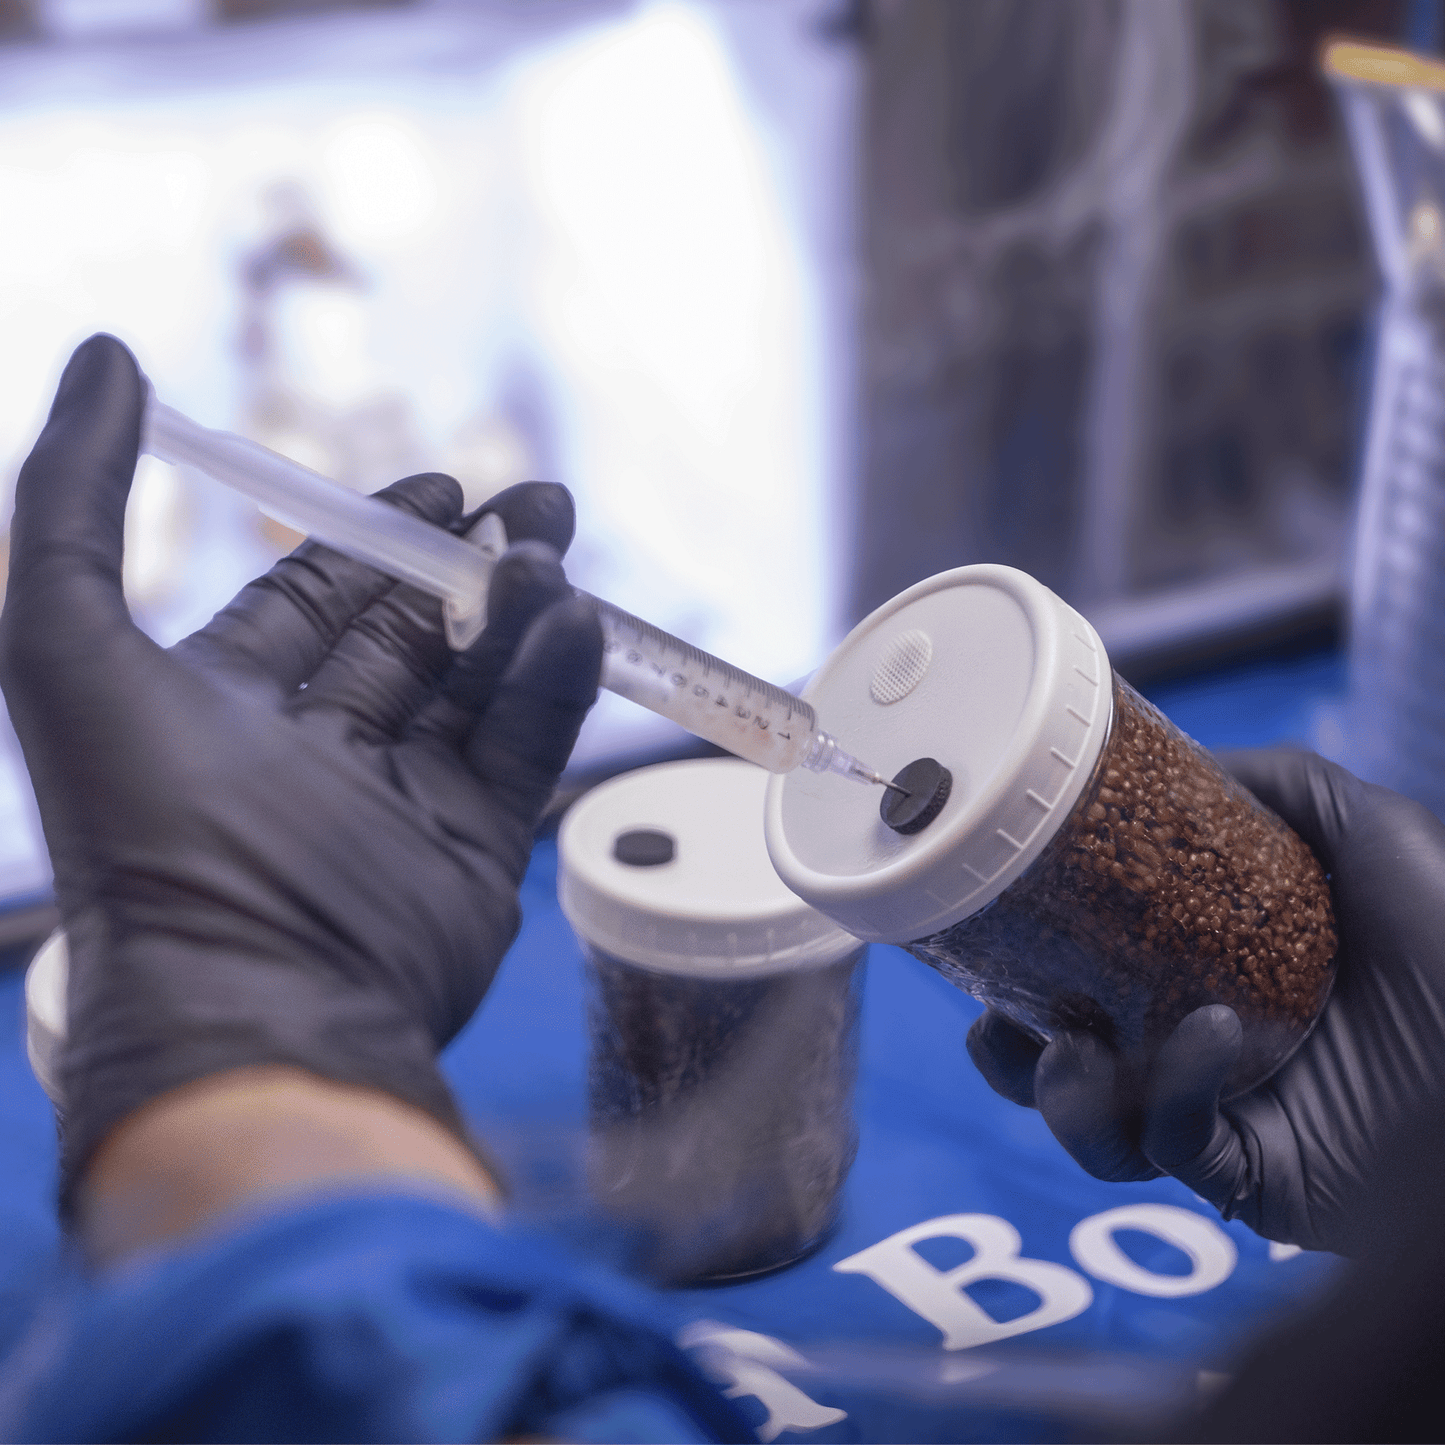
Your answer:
143;401;902;791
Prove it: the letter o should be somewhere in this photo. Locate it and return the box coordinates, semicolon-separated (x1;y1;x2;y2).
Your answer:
1069;1204;1236;1298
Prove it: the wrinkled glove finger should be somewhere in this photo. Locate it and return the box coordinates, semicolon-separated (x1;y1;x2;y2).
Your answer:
174;472;463;691
1140;1005;1251;1211
286;578;452;742
407;541;577;748
1;336;150;683
463;592;602;826
463;480;575;555
966;1010;1043;1108
1034;1031;1162;1182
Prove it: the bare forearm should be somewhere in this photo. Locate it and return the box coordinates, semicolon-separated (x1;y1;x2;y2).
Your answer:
77;1067;503;1268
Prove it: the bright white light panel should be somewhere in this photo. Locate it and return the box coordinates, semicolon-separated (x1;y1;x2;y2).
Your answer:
0;0;855;904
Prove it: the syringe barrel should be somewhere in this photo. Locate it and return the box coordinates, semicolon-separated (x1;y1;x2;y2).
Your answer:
144;402;491;603
145;398;825;773
588;595;818;773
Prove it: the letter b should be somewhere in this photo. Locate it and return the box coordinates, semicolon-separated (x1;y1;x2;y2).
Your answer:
833;1214;1093;1350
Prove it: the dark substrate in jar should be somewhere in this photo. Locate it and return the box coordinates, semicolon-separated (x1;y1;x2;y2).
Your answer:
908;678;1336;1098
586;948;864;1282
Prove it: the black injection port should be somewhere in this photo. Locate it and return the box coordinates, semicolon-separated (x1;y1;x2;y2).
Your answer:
880;757;952;835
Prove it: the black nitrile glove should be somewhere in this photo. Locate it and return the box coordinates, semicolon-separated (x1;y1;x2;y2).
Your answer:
966;747;1445;1255
0;335;602;1209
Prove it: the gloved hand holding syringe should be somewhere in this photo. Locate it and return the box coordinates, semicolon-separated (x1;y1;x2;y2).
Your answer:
144;400;903;794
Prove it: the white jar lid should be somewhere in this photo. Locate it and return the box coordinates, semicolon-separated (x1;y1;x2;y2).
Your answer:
24;928;67;1107
559;758;862;976
764;565;1112;944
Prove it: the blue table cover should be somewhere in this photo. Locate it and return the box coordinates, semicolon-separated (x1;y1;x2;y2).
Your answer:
0;650;1349;1441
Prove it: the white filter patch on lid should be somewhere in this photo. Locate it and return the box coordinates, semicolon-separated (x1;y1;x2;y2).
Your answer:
870;628;933;704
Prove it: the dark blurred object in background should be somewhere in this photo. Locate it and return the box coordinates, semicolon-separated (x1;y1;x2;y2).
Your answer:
0;2;35;43
14;0;415;37
856;0;1405;678
1175;1094;1445;1442
217;0;409;20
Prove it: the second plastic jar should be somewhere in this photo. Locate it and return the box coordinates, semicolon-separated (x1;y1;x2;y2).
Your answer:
560;758;865;1283
764;565;1336;1100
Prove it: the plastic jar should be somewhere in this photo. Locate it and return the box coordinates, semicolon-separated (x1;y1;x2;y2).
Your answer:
764;565;1335;1100
559;758;865;1283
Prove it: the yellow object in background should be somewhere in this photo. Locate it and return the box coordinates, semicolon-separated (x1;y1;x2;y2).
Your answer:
1323;37;1445;93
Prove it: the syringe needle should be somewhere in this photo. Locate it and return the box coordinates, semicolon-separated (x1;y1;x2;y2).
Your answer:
834;751;909;796
854;765;910;796
805;735;917;795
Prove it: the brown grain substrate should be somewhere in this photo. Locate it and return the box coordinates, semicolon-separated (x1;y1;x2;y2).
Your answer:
908;677;1336;1098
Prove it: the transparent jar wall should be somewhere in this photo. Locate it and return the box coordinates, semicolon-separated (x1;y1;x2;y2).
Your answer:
585;944;865;1284
908;677;1336;1099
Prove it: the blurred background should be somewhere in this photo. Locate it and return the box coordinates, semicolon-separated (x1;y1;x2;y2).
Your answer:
0;0;1438;928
